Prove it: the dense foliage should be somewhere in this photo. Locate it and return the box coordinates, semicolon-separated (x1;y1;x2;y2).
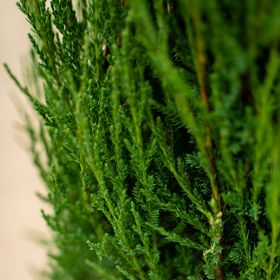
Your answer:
5;0;280;279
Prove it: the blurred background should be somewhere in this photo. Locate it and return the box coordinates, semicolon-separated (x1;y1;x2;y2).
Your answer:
0;1;49;279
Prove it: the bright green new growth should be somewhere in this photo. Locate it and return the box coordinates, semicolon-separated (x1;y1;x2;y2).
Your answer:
5;0;280;279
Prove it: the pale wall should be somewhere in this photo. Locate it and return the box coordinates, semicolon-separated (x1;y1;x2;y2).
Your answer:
0;1;48;279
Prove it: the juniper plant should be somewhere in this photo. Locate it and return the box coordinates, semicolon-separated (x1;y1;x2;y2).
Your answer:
5;0;280;279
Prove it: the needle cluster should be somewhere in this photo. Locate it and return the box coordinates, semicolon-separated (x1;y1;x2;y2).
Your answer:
6;0;280;279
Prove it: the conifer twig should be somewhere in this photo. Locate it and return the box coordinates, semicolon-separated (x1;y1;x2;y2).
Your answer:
7;0;280;278
191;6;224;279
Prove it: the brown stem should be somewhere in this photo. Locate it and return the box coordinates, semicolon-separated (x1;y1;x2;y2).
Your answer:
192;12;224;280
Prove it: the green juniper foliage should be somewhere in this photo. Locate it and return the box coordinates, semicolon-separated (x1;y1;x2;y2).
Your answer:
5;0;280;279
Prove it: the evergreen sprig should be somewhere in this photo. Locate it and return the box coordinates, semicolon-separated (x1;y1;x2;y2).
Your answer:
6;0;280;279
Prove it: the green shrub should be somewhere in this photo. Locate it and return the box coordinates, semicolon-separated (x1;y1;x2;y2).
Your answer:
5;0;280;279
